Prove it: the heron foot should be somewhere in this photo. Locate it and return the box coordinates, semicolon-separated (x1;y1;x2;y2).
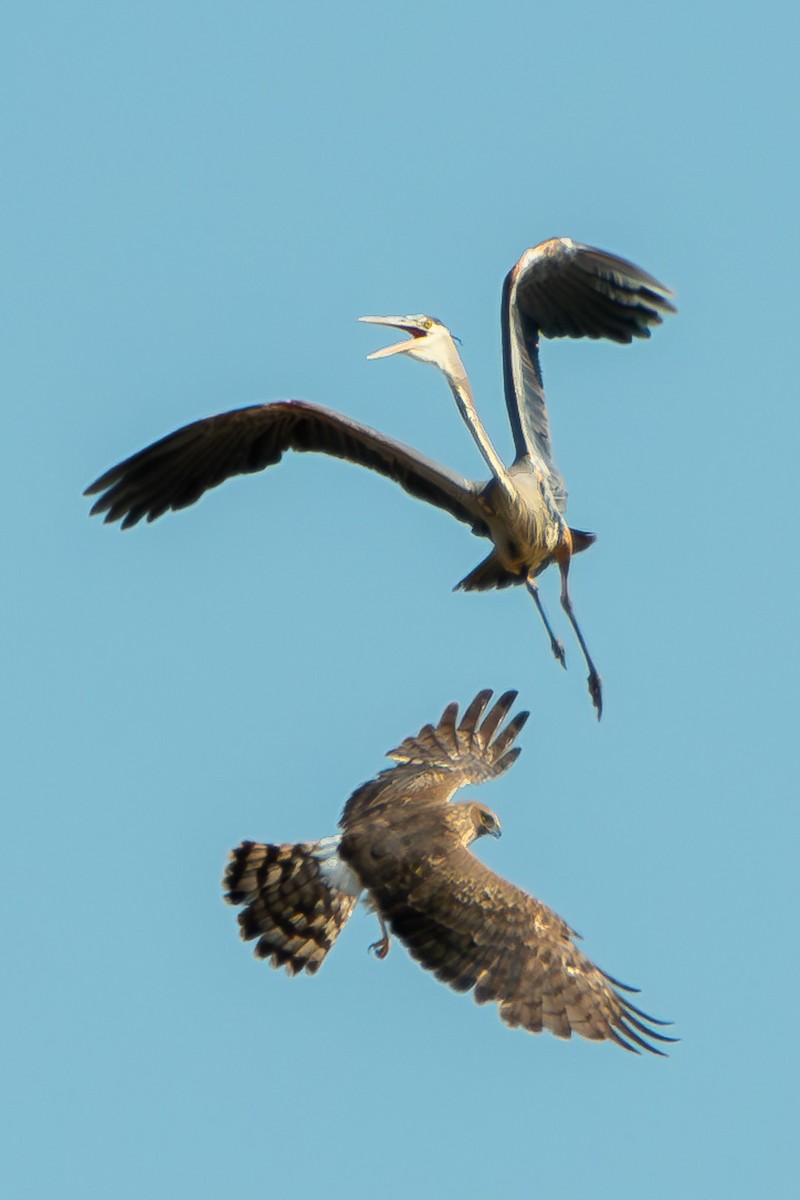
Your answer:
369;934;391;960
588;670;603;721
551;638;567;669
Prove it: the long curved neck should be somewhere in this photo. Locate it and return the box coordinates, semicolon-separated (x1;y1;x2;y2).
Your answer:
441;359;513;489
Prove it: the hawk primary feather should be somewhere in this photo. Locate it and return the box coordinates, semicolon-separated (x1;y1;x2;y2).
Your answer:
223;689;673;1055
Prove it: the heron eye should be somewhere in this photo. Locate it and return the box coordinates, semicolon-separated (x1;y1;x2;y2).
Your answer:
422;318;433;330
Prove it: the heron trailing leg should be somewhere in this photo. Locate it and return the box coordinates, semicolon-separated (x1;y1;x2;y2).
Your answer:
557;559;603;720
369;915;391;960
525;576;567;669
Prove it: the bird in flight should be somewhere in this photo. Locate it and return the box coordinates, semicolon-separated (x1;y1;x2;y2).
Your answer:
223;688;673;1055
85;237;675;716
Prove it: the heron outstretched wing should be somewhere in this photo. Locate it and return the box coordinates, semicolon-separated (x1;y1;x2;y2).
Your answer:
85;399;487;533
501;237;676;507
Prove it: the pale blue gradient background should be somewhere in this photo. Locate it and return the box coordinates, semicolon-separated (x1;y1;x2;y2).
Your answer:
3;3;797;1197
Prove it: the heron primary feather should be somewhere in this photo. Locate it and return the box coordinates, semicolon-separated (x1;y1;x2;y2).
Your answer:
85;238;675;715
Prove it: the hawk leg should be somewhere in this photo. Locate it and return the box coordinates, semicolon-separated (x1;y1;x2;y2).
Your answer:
369;915;391;960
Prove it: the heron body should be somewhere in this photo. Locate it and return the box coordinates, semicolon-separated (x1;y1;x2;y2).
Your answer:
86;237;675;714
468;465;570;585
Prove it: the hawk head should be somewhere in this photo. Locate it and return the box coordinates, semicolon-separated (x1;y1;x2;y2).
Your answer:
450;802;502;846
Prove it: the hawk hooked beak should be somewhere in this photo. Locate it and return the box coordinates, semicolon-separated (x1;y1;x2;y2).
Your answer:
479;808;502;839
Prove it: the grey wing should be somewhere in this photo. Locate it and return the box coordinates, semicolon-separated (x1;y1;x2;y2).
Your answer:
84;400;487;532
368;847;673;1054
501;236;676;502
339;690;528;828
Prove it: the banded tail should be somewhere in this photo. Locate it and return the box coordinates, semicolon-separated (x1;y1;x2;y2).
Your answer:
223;837;361;975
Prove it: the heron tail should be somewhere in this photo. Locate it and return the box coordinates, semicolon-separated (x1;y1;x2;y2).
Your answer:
569;527;596;555
455;552;520;592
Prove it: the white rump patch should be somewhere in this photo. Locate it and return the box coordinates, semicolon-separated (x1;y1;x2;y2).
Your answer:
312;836;363;899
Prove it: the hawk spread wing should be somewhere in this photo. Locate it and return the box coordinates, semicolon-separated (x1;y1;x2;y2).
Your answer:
224;690;672;1055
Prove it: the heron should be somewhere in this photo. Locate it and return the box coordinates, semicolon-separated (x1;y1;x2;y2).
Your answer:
85;237;675;716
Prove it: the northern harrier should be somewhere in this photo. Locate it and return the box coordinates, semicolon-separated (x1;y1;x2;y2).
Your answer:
85;239;675;716
224;689;672;1054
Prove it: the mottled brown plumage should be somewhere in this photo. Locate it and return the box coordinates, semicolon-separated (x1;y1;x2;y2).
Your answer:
224;840;358;975
224;689;673;1054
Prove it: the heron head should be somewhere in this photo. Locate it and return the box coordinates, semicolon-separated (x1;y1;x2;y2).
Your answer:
359;314;463;375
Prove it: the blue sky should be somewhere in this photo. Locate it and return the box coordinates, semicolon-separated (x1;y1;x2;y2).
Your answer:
3;2;798;1196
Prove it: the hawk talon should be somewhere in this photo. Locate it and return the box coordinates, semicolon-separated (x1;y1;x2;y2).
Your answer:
369;934;391;960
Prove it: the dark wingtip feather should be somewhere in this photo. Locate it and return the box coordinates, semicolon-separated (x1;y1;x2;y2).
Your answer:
602;970;641;993
493;688;520;715
456;690;495;736
438;701;459;742
610;1031;643;1055
620;995;674;1028
491;709;530;757
495;746;522;774
617;1019;670;1057
478;690;519;743
622;1008;678;1044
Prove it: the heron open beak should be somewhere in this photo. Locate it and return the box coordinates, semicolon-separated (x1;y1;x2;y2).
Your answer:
359;315;428;360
